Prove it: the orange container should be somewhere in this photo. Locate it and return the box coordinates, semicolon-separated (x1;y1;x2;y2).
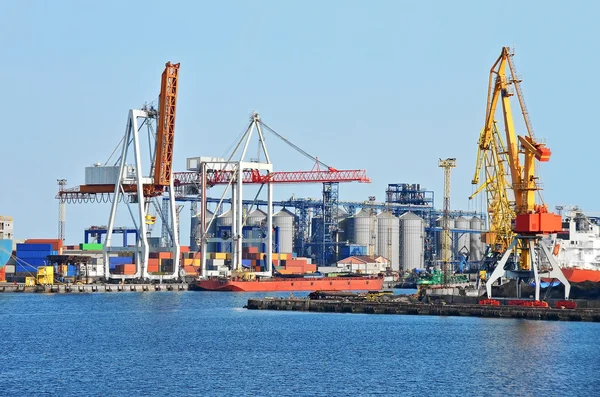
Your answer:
157;252;173;259
184;265;197;274
304;264;317;273
180;246;190;253
26;239;63;251
148;263;160;273
285;266;305;274
247;247;259;254
122;264;136;275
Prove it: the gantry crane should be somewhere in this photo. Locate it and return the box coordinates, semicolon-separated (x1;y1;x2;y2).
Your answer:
55;62;181;281
471;47;570;300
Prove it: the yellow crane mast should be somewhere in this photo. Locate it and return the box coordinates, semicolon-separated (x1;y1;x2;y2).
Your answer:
439;158;456;285
472;47;570;300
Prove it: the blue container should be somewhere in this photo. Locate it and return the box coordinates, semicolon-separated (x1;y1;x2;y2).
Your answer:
67;265;77;277
109;257;132;265
16;243;53;252
16;261;44;273
17;251;51;259
241;259;252;268
51;250;58;255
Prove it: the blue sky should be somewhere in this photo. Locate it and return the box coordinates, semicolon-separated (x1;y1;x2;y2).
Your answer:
1;1;599;243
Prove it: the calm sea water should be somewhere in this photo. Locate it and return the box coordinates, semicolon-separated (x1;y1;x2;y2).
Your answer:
1;290;599;397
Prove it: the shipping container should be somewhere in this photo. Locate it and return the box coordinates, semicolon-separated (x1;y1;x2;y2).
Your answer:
241;259;252;268
16;251;51;259
80;243;104;251
16;243;53;252
183;265;197;275
25;239;63;251
113;264;136;275
67;265;77;277
148;264;160;273
109;257;133;265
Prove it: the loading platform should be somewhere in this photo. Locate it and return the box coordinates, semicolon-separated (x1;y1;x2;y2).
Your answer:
245;297;600;322
0;283;189;293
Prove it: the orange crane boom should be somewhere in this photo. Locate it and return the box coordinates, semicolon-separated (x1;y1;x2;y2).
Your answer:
154;62;180;188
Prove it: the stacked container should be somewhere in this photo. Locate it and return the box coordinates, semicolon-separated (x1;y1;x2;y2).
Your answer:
16;243;57;273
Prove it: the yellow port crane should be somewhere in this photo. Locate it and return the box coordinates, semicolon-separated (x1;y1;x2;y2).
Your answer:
471;47;570;300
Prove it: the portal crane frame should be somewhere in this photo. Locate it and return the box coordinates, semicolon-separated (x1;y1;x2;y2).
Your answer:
474;47;570;300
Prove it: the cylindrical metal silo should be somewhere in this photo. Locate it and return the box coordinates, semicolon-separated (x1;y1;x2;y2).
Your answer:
216;209;233;252
454;216;471;258
273;209;295;253
217;209;233;227
348;208;377;255
244;209;266;250
246;209;266;226
191;210;216;252
469;216;484;262
399;212;424;271
336;208;350;243
376;211;399;271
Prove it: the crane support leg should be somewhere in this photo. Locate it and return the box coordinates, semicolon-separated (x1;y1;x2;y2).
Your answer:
538;242;571;300
486;238;518;298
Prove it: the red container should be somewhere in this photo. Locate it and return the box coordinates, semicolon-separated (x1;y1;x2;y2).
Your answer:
555;300;577;309
479;299;500;306
26;239;63;251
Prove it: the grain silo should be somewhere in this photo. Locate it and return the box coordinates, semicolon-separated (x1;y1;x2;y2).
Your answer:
347;208;377;254
336;208;351;242
243;209;267;250
376;211;399;271
273;209;295;254
246;209;266;226
469;216;484;262
216;209;233;252
399;212;424;271
190;209;216;251
454;216;471;257
217;209;233;227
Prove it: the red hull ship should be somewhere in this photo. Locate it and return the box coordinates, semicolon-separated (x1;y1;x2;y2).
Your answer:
192;275;384;292
560;268;600;283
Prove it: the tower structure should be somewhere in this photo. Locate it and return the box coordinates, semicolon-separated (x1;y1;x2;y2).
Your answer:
57;179;67;241
438;158;456;284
